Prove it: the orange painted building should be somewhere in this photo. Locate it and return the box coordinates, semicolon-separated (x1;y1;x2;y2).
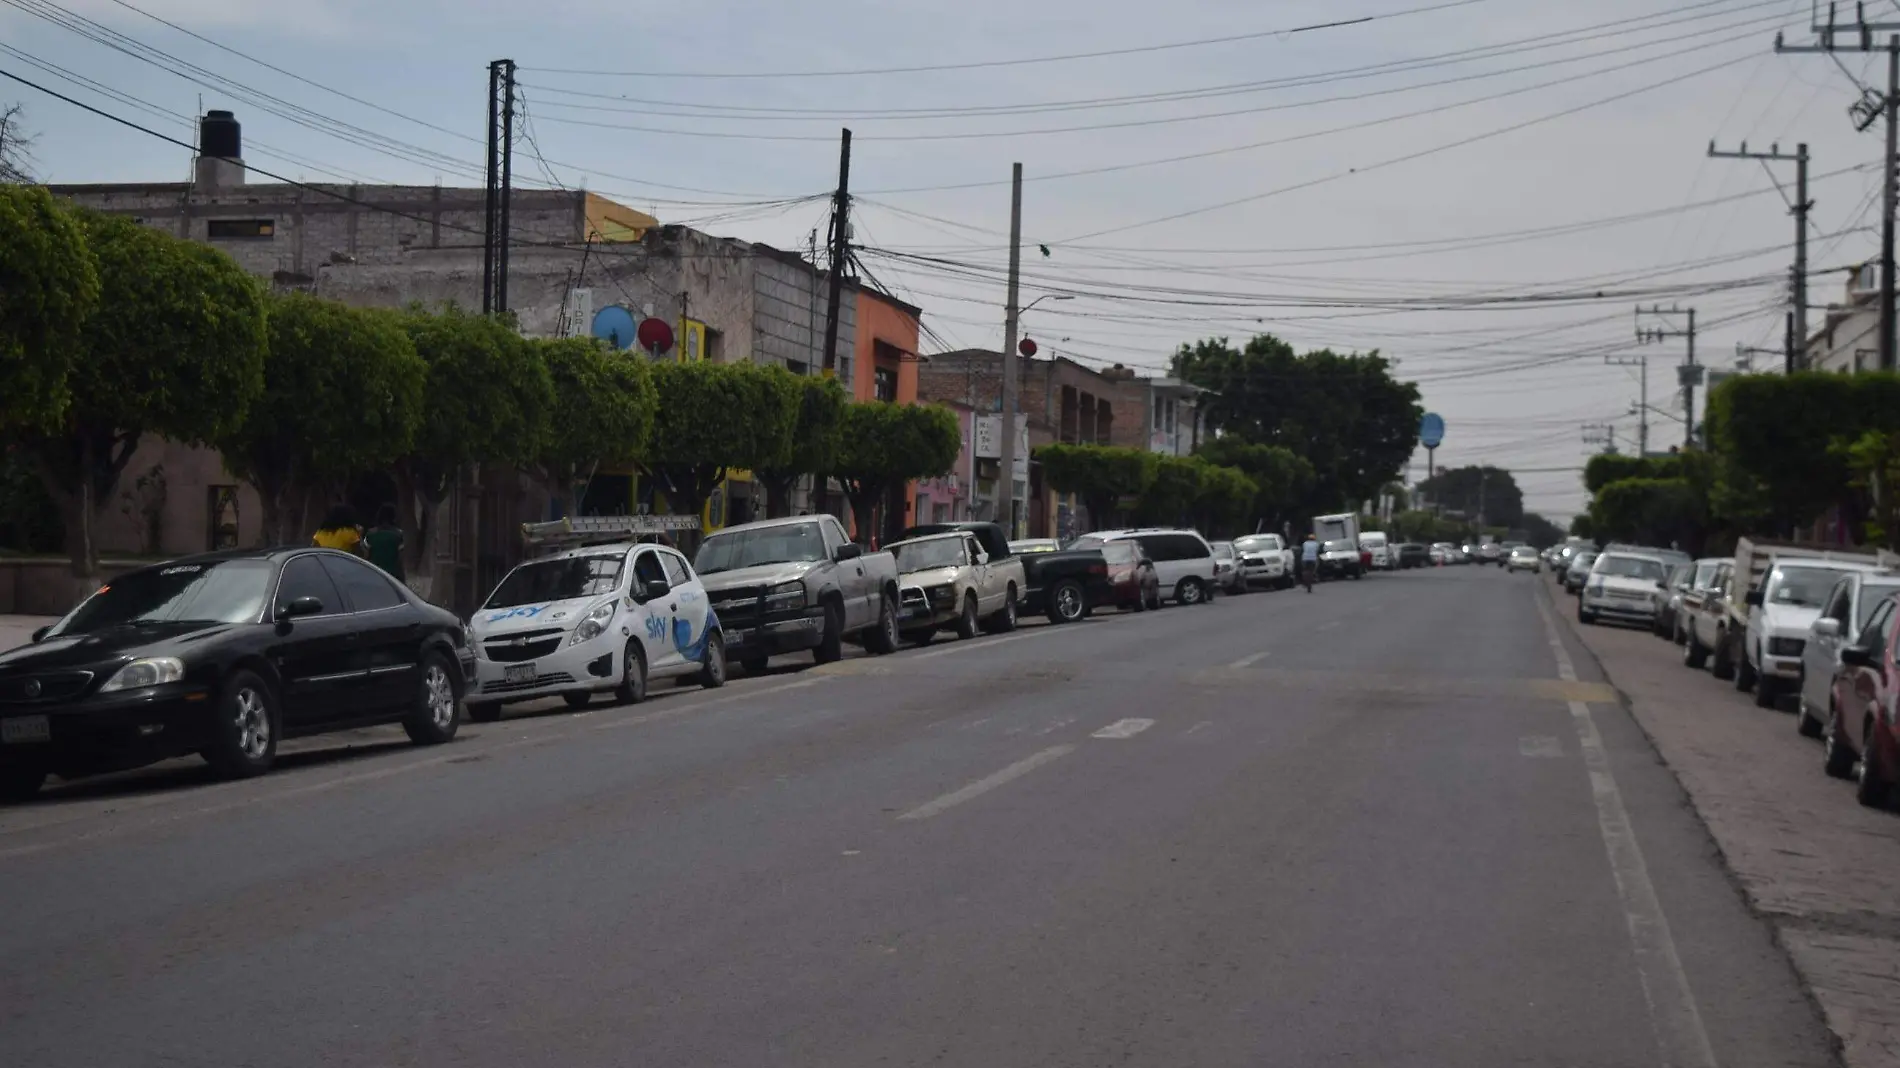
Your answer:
853;287;925;536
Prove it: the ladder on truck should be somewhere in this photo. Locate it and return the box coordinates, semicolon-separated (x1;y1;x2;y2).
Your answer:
520;515;701;555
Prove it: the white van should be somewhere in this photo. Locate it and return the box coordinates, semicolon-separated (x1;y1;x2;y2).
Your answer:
465;523;725;720
1358;531;1393;571
1069;528;1218;605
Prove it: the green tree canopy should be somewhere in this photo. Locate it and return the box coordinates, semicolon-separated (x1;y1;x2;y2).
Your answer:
755;373;849;519
1034;443;1156;531
1192;436;1315;527
1583;453;1681;494
645;360;801;527
1589;477;1703;551
1172;334;1420;510
0;186;95;431
834;402;961;541
1135;455;1207;528
1520;512;1566;549
1192;462;1259;537
25;213;266;577
220;294;426;545
396;307;554;569
530;337;656;517
1415;464;1524;529
1704;372;1900;536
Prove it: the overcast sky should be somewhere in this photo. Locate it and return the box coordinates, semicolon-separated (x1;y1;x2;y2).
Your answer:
1;0;1880;520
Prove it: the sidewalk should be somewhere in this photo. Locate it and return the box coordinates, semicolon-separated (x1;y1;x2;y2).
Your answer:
0;614;57;653
1556;581;1900;1068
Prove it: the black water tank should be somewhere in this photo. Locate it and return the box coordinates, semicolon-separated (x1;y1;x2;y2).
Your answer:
199;110;240;159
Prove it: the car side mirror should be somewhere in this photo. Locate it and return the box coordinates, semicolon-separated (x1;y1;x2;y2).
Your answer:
30;626;49;643
1813;618;1843;640
1841;644;1874;668
834;543;864;562
276;596;323;621
975;550;990;565
640;578;671;603
1744;590;1763;607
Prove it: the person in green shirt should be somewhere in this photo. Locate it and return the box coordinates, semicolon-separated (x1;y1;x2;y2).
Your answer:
363;504;406;582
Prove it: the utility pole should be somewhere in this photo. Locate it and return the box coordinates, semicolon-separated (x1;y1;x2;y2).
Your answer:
1707;140;1810;367
820;129;852;378
1605;350;1648;455
1776;14;1900;370
997;162;1025;539
482;60;516;317
1582;422;1620;455
1636;306;1698;449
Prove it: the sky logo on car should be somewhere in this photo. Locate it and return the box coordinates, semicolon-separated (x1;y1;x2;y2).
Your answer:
485;604;550;623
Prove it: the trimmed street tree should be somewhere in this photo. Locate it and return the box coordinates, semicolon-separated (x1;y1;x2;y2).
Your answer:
529;338;657;519
1193;437;1314;529
1415;464;1524;529
1135;455;1208;528
1589;477;1703;552
25;213;266;578
396;308;554;575
833;402;961;542
0;186;97;432
220;294;426;546
643;360;800;531
1192;462;1259;537
1034;444;1156;531
755;374;849;519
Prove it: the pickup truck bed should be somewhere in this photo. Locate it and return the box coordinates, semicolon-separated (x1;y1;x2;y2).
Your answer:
1019;549;1116;622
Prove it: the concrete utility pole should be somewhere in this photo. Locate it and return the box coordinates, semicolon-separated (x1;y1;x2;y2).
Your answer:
1706;140;1810;368
1582;422;1620;455
1776;17;1900;371
1605;350;1648;454
997;163;1025;539
1637;306;1698;449
820;128;852;377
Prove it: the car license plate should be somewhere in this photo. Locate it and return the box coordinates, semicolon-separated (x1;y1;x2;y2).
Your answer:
504;663;536;684
1;715;49;744
726;629;751;647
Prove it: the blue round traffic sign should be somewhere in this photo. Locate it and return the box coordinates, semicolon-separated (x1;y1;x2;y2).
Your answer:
1419;412;1445;449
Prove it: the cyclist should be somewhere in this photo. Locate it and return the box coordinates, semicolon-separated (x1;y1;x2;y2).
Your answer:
1300;534;1320;593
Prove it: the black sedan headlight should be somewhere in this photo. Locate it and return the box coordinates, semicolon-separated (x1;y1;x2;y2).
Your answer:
1768;636;1805;657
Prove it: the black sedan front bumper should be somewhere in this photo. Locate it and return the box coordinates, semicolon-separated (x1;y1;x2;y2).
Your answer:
0;684;218;777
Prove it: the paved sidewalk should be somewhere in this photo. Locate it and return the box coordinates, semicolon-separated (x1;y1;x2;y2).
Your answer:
0;615;57;653
1556;580;1900;1068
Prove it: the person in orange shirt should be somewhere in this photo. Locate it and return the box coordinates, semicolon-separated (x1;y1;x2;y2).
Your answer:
311;505;364;555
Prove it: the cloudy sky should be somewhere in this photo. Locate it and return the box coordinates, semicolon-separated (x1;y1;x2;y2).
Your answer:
1;0;1882;521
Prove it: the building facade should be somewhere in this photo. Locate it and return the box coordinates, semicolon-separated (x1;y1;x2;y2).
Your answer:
1804;265;1881;374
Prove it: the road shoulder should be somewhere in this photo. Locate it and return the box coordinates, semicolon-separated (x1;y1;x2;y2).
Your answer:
1554;579;1900;1068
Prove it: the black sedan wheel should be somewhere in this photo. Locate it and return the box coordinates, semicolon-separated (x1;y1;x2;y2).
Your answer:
402;654;462;745
203;669;279;780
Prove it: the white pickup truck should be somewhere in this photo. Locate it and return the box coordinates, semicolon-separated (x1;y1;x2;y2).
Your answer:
1726;537;1880;708
886;528;1024;643
1233;533;1295;589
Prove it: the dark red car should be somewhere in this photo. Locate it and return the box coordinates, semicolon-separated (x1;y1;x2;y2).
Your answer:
1825;591;1900;808
1102;541;1162;612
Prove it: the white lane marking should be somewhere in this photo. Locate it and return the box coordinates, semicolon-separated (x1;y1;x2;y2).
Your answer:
1091;718;1155;740
896;745;1076;821
1534;591;1717;1068
1183;721;1214;737
1519;735;1563;758
1227;651;1271;669
963;717;993;731
1035;716;1078;736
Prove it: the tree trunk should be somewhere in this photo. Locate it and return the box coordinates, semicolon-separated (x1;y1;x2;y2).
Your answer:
845;486;877;546
759;472;795;519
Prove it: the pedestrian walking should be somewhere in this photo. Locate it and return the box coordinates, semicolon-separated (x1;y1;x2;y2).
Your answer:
362;504;405;580
1300;534;1320;593
311;504;364;556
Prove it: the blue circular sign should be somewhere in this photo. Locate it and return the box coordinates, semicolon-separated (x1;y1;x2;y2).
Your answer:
591;305;636;351
1419;412;1445;449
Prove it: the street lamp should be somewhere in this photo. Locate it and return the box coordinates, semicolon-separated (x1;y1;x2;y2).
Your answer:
1021;294;1074;315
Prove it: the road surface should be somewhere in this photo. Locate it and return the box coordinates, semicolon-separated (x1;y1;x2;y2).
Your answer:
0;567;1837;1067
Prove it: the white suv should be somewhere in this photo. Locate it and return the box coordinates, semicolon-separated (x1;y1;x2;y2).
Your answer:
1071;528;1218;605
466;541;725;719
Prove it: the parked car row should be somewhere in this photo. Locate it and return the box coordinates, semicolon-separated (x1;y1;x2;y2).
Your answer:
1561;535;1900;810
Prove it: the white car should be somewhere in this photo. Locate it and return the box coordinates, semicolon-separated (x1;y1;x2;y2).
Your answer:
1577;551;1668;626
1506;545;1541;572
1070;528;1219;605
1742;558;1882;708
1799;571;1900;733
1233;533;1294;589
465;540;725;719
1358;531;1394;571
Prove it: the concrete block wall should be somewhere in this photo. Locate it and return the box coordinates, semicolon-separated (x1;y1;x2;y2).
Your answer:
752;250;854;377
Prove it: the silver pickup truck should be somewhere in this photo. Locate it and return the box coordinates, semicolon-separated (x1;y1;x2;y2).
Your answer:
692;514;900;671
887;529;1025;644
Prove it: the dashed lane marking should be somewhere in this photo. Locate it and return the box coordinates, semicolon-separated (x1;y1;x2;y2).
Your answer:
1091;718;1155;740
1227;651;1271;669
896;745;1077;821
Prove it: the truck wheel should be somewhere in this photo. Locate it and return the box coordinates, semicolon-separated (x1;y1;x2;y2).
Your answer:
985;585;1019;633
866;593;900;655
1682;630;1707;670
954;592;980;640
1754;673;1779;709
1047;579;1086;624
814;601;845;663
1709;631;1736;680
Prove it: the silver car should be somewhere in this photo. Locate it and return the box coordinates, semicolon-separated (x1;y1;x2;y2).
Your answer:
1798;572;1900;737
1562;551;1598;594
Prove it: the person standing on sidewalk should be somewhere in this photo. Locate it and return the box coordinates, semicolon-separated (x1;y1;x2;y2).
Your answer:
362;504;405;581
311;504;364;556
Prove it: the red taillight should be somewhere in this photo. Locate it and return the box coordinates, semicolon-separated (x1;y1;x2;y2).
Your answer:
1089;562;1108;576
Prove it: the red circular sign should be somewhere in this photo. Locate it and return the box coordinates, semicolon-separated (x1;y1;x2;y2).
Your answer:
1018;337;1038;358
637;317;675;354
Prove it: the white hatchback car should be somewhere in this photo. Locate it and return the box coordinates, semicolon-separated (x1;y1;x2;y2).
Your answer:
465;540;725;720
1070;529;1219;605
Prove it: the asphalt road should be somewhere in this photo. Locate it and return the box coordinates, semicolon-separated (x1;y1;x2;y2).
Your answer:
0;566;1839;1067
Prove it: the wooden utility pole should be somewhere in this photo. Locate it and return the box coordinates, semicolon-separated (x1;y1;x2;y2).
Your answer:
820;129;852;377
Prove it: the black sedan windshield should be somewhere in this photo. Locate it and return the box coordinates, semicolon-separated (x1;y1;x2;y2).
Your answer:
48;559;273;636
485;554;624;609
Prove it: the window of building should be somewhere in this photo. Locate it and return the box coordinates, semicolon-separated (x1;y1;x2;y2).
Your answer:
207;218;275;239
874;365;899;402
786;359;810;377
706;327;724;363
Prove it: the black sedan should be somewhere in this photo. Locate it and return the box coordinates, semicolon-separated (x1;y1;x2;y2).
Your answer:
0;548;476;801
